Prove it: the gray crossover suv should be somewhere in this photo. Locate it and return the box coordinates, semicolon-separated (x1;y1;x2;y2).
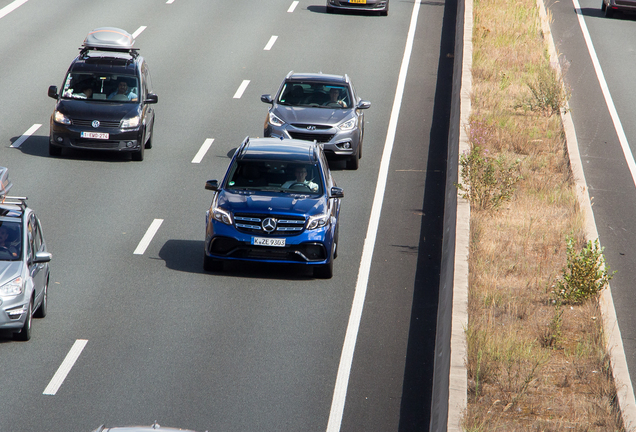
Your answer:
261;71;371;170
0;167;51;341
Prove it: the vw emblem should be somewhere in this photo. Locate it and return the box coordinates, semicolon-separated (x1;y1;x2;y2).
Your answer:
306;125;316;131
92;120;100;128
262;218;277;233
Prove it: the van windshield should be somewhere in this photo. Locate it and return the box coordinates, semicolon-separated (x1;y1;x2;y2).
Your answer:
61;72;139;102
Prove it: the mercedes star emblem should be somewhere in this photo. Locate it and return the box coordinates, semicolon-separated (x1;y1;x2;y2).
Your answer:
262;218;277;233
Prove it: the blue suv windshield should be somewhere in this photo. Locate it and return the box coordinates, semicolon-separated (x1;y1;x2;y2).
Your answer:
226;161;323;194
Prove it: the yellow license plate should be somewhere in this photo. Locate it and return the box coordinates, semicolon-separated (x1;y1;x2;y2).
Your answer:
349;0;367;3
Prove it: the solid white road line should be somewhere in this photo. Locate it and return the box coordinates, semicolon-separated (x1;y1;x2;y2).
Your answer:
192;138;214;164
0;0;28;20
569;0;636;427
264;35;278;51
571;0;636;186
43;339;88;396
288;1;299;12
11;124;41;148
132;26;147;39
134;219;163;255
233;80;250;99
166;0;175;3
325;1;422;431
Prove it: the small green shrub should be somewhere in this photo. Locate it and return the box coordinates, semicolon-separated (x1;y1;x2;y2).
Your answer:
555;237;614;304
516;65;570;117
456;144;522;210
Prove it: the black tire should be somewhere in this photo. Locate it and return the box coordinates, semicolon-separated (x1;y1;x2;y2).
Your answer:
34;280;48;319
14;301;32;341
49;143;62;156
346;154;359;170
145;124;153;149
204;254;224;272
601;0;606;11
314;260;333;279
132;144;144;161
604;2;614;16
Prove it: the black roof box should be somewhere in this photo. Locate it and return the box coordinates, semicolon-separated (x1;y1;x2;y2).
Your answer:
82;27;135;52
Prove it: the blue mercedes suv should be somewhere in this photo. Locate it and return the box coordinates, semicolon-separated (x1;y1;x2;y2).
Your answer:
204;137;343;278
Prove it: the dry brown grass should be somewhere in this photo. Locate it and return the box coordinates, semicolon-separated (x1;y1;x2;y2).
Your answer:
463;0;624;429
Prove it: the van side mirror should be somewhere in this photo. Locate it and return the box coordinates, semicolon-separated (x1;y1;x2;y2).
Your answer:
48;86;59;99
145;93;158;104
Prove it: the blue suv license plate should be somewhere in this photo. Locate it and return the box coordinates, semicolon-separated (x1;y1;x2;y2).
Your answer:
252;237;286;247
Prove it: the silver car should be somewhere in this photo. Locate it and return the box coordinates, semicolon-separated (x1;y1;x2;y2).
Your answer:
261;71;371;170
0;167;51;341
601;0;636;16
92;423;201;432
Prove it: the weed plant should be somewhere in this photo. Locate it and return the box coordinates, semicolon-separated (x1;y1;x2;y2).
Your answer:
464;0;623;428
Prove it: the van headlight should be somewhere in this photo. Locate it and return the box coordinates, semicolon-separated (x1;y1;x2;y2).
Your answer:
54;111;71;125
121;116;140;128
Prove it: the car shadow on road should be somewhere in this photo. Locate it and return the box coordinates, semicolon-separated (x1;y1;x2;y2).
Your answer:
157;239;316;280
578;6;636;19
307;5;384;15
10;134;134;162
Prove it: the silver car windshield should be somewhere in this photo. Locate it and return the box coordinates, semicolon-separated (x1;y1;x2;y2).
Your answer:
0;221;21;261
278;83;351;108
61;72;139;102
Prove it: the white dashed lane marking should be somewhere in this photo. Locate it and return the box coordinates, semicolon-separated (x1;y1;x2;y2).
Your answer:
132;26;147;39
0;0;28;20
233;80;250;99
264;36;278;51
43;339;88;396
192;138;214;164
288;1;299;12
133;219;163;255
11;124;41;148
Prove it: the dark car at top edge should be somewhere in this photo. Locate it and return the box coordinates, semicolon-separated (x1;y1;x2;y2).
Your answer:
326;0;389;15
48;27;158;161
204;137;343;279
261;71;370;170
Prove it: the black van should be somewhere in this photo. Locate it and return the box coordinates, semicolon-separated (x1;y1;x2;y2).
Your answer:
48;28;158;161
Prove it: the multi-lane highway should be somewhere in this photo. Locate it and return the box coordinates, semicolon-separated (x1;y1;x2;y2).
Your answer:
548;0;636;408
0;1;457;431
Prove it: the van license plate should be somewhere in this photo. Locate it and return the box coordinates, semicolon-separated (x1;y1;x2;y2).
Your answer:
81;131;109;139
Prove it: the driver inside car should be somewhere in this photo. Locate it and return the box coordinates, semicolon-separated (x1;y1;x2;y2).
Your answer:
0;225;19;259
282;165;319;192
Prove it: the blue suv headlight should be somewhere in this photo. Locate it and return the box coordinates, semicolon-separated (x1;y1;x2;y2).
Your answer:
307;213;329;230
212;194;233;225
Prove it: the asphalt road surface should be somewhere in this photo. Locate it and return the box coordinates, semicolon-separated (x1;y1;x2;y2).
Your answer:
548;0;636;404
0;1;456;431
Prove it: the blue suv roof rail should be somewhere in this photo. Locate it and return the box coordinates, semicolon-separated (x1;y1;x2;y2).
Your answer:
235;136;251;159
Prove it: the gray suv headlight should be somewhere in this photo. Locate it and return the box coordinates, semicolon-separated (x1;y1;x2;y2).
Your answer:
338;118;356;131
268;112;285;127
0;277;23;296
